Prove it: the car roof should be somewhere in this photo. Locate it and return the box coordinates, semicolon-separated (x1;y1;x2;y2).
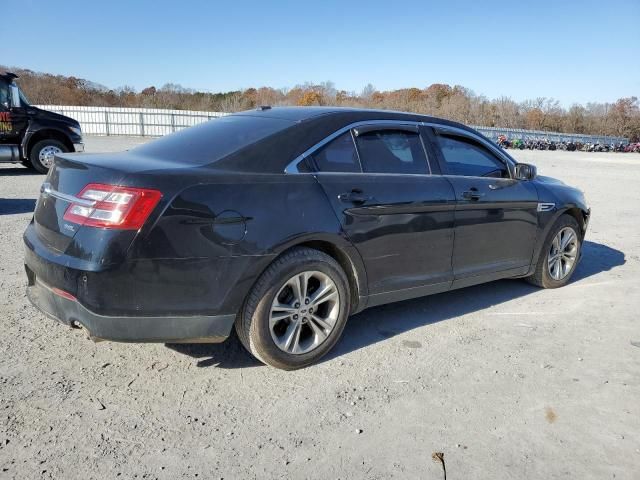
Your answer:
232;106;466;128
213;107;478;173
233;106;351;121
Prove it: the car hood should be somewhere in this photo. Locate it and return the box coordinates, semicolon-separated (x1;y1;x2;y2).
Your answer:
536;175;567;186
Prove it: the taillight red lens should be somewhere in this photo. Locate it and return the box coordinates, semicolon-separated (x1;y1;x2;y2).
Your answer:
63;183;162;230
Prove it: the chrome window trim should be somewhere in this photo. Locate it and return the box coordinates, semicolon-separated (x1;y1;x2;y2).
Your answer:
312;171;439;178
285;119;434;175
284;119;510;176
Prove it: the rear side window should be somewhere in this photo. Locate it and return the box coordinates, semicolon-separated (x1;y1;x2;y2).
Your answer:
355;130;428;174
310;132;361;173
437;134;509;178
133;115;294;165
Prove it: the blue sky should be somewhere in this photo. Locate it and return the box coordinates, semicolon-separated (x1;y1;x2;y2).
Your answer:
3;0;639;105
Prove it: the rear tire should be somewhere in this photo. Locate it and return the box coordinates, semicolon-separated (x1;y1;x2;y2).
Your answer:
236;247;351;370
527;214;582;288
29;139;68;174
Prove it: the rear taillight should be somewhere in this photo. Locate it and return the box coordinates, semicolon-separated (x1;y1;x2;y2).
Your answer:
63;183;162;230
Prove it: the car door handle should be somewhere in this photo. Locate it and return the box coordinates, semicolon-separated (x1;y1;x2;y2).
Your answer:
462;189;485;201
338;189;371;204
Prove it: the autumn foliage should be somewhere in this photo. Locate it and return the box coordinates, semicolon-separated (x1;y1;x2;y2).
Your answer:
3;65;639;140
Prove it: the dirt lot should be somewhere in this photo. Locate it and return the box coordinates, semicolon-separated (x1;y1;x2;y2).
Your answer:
1;138;639;479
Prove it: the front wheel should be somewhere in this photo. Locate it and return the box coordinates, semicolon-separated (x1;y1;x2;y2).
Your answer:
236;247;351;370
29;139;68;174
527;214;582;288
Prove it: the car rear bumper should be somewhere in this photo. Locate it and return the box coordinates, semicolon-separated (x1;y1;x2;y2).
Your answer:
24;220;272;318
26;276;235;343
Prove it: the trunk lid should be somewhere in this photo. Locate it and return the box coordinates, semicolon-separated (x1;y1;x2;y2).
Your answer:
33;150;216;257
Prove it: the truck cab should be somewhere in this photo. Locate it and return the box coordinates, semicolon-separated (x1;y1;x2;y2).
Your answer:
0;72;84;173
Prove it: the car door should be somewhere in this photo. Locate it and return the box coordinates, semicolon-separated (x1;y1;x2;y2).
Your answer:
309;124;456;304
428;126;539;282
0;80;12;142
0;80;28;144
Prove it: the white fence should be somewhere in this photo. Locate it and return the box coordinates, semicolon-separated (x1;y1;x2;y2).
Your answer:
36;105;628;144
472;125;627;146
35;105;228;137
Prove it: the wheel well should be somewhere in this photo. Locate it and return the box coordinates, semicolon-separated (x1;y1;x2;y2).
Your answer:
564;207;589;238
294;240;362;311
26;129;73;159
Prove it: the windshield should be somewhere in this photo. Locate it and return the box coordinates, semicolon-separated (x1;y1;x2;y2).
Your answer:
133;114;294;165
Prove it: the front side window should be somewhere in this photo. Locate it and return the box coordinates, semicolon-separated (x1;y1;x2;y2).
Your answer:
437;134;509;178
310;132;361;173
355;130;428;174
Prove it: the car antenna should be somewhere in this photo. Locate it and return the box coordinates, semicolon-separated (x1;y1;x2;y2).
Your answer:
257;105;272;111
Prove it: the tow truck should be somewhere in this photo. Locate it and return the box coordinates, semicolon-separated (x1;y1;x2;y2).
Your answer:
0;72;83;173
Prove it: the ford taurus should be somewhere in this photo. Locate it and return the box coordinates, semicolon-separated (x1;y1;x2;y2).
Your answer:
24;107;590;369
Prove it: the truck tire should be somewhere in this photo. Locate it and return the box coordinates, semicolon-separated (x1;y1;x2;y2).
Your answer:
29;140;68;174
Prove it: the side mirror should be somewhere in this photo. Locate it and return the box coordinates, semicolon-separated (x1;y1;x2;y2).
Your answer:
9;84;21;109
514;163;537;180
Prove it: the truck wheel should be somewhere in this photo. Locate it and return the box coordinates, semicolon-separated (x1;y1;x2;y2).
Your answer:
29;140;68;174
236;247;351;370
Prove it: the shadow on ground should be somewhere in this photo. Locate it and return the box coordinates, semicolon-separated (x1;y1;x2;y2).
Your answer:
0;166;41;176
0;198;37;215
167;330;260;369
167;240;625;369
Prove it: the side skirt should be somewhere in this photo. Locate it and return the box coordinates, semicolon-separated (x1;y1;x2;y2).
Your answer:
450;265;530;290
364;280;452;310
358;265;531;312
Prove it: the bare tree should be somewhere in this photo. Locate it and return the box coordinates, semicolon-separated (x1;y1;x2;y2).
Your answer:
3;64;639;138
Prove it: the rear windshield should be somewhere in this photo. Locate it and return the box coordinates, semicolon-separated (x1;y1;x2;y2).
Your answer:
133;115;294;164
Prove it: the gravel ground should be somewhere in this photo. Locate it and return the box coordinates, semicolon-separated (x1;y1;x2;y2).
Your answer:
1;137;639;479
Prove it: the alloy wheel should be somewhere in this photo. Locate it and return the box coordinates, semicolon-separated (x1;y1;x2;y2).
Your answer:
269;271;340;355
548;226;579;280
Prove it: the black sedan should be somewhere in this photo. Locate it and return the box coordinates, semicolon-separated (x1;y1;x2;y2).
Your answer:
24;107;590;369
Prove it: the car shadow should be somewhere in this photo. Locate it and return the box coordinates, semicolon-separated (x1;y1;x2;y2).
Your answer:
0;198;37;215
0;166;41;176
570;240;626;282
167;330;261;369
166;240;625;369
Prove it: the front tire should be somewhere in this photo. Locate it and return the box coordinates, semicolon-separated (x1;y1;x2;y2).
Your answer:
236;247;351;370
29;139;68;174
527;214;582;288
